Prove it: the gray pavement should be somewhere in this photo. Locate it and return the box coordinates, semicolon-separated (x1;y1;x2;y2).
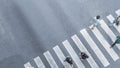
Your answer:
0;0;120;68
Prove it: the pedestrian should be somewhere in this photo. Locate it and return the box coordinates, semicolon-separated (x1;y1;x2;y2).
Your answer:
64;56;73;67
110;35;120;48
112;16;120;26
90;15;101;30
79;52;89;61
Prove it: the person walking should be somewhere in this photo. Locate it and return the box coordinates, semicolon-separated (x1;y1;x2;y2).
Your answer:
79;52;89;61
64;56;73;68
90;15;101;30
110;35;120;48
112;16;120;26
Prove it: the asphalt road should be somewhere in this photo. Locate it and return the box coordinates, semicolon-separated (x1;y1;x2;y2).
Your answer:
0;0;120;68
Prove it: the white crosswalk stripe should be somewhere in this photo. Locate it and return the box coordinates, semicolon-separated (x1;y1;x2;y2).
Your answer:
80;29;110;67
43;51;58;68
71;34;99;68
53;45;65;64
106;14;120;33
115;9;120;16
99;19;116;42
107;14;115;23
99;19;120;50
24;62;34;68
90;26;119;61
53;45;72;68
34;56;45;68
62;40;85;68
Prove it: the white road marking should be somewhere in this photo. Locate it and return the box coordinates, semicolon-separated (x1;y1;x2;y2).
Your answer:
115;9;120;16
80;29;110;67
99;20;120;49
71;34;99;68
34;56;45;68
90;26;119;61
43;51;58;68
24;62;34;68
63;40;85;68
106;14;120;33
53;45;72;68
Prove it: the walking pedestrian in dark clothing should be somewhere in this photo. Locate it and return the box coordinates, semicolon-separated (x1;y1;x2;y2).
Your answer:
110;35;120;48
64;56;73;67
79;52;89;60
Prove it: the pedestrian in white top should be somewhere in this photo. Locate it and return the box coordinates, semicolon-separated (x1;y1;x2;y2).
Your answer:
90;15;101;30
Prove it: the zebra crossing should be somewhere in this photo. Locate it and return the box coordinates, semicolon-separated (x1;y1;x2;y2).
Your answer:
24;9;120;68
